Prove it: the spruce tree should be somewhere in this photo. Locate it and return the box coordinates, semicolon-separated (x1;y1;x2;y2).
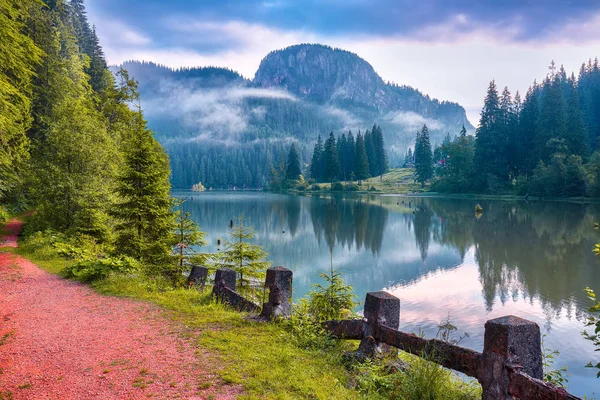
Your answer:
337;133;348;180
173;199;206;273
310;135;323;182
473;80;501;190
216;216;271;294
537;66;568;162
354;132;370;184
414;125;433;186
566;74;589;159
346;131;356;179
113;106;174;267
0;0;43;204
323;132;340;185
285;143;302;180
373;125;388;180
519;86;539;177
364;128;377;177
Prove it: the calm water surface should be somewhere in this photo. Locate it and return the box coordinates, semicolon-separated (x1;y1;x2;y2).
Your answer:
177;191;600;396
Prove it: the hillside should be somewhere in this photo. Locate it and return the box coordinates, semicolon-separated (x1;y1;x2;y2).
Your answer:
119;44;473;189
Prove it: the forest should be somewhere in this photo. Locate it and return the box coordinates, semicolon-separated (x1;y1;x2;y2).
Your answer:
409;61;600;197
0;0;176;270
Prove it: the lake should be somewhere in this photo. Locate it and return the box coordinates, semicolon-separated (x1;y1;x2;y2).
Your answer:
177;191;599;397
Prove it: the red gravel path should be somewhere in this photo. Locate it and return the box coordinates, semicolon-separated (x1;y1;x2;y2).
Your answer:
0;218;238;399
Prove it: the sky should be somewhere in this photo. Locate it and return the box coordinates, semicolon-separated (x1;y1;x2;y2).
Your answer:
86;0;600;125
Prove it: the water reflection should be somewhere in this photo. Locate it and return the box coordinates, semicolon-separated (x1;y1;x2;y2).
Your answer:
179;192;600;396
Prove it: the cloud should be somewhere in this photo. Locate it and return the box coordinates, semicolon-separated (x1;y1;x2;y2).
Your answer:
384;111;443;131
143;79;297;143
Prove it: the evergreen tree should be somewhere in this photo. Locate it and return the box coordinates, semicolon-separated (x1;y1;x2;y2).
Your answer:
285;143;302;180
414;125;433;186
0;0;43;204
373;125;388;180
173;198;206;272
364;129;377;177
354;132;370;184
473;80;502;190
337;133;348;180
310;135;323;182
323;132;340;185
537;64;568;162
216;216;271;293
345;131;356;179
113;106;174;267
566;74;589;159
518;85;539;177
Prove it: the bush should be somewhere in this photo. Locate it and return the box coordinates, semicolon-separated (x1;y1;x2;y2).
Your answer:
63;256;141;282
296;184;307;191
311;184;320;191
369;186;378;192
332;182;344;191
0;206;9;225
346;183;359;191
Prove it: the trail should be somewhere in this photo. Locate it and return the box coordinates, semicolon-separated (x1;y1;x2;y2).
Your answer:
0;218;238;400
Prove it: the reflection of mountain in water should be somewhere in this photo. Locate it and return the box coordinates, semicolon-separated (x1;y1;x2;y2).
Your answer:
180;192;600;316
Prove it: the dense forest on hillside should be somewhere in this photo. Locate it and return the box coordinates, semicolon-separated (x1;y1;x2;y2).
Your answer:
120;47;472;190
1;0;175;269
411;61;600;197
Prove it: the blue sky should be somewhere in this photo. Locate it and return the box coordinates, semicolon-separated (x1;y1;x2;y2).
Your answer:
86;0;600;124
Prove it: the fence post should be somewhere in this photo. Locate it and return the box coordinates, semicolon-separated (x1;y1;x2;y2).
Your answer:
358;291;400;358
212;268;236;297
188;265;208;288
260;266;293;319
480;315;543;400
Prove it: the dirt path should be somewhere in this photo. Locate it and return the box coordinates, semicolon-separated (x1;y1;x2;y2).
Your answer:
0;218;237;400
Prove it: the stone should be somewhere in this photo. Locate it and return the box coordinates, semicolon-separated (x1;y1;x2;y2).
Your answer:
260;266;293;319
359;291;400;358
213;268;236;292
363;291;400;329
187;265;208;288
480;315;543;400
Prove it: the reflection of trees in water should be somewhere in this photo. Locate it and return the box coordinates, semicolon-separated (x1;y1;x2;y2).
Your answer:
309;196;388;255
424;198;600;315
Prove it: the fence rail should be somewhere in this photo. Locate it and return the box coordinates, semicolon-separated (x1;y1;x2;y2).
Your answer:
323;291;580;400
197;266;580;400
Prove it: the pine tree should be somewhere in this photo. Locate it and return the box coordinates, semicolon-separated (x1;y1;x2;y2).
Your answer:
337;133;348;181
373;125;388;180
519;85;539;177
364;128;377;177
354;132;370;184
0;0;43;204
285;143;302;180
216;216;270;293
345;131;356;180
474;80;502;190
310;135;323;182
173;199;206;273
323;132;340;185
537;65;568;162
414;125;433;186
566;74;589;159
113;106;174;267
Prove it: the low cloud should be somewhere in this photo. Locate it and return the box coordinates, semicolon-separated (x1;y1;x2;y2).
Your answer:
384;111;444;131
143;79;297;141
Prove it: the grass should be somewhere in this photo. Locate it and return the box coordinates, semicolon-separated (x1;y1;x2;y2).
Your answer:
302;168;428;194
9;221;481;400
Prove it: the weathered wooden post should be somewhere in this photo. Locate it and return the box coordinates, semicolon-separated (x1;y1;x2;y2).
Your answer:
188;265;208;288
480;315;542;400
358;291;400;358
260;266;293;319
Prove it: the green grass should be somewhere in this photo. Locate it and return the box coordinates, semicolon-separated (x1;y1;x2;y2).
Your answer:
307;168;428;194
10;223;481;400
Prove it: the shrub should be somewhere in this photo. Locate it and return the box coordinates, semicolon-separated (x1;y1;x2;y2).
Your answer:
369;186;378;192
0;206;9;225
332;182;344;191
311;184;320;191
63;256;141;283
296;184;307;191
346;183;359;191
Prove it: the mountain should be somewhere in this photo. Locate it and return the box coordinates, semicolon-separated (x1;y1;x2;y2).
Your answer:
118;44;473;189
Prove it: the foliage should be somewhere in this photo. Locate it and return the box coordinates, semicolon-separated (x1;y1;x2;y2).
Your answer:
62;256;141;283
285;143;302;180
414;125;434;186
541;335;569;387
112;105;174;267
172;199;207;280
215;216;270;296
307;268;358;322
583;287;600;377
